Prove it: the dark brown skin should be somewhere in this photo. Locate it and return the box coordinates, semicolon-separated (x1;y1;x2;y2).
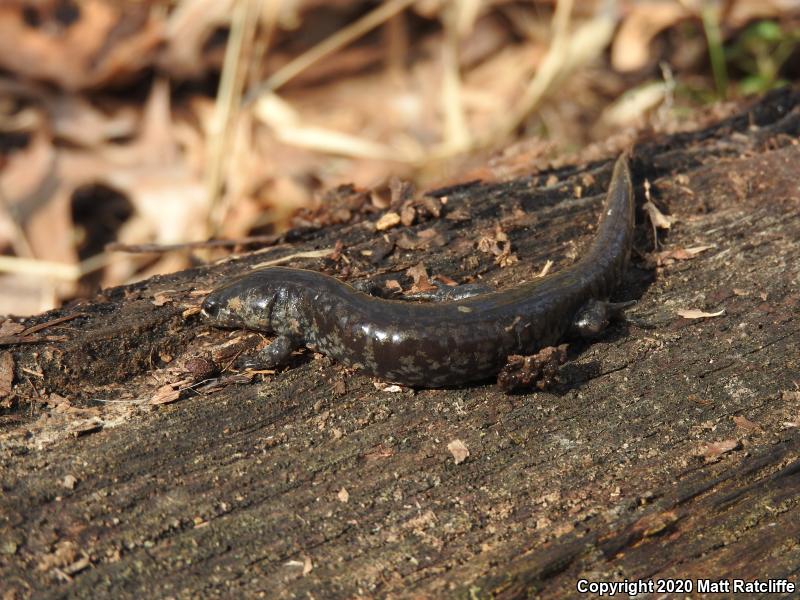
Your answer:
201;154;635;388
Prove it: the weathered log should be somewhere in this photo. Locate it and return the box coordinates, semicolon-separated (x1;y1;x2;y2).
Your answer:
1;88;799;598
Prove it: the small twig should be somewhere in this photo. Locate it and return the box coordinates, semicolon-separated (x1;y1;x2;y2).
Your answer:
0;253;114;281
19;313;87;336
440;2;470;152
244;0;418;102
0;335;68;346
25;374;42;417
492;0;575;141
106;234;282;254
250;248;335;269
206;0;260;237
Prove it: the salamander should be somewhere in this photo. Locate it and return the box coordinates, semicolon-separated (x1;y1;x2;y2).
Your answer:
201;154;635;387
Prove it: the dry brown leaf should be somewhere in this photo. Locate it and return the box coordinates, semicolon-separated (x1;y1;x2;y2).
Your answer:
50;95;137;147
150;383;184;406
69;417;103;437
37;540;79;572
46;393;71;409
373;382;404;393
696;439;740;462
656;244;715;266
677;308;725;319
152;292;175;307
447;439;470;464
612;2;691;72
0;321;24;337
732;415;763;433
601;82;668;127
0;1;162;90
375;211;401;231
631;510;679;537
781;390;800;402
160;0;236;77
406;263;435;293
727;0;800;28
657;245;714;262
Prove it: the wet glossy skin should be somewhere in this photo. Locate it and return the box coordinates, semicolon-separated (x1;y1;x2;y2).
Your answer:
202;155;635;387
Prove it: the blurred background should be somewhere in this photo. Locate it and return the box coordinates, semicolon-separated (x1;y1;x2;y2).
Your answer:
0;0;798;315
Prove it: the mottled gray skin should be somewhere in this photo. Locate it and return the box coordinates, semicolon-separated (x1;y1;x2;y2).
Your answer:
201;155;635;387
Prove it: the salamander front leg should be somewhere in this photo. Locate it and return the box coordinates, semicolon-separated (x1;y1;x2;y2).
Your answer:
240;334;302;370
571;299;635;338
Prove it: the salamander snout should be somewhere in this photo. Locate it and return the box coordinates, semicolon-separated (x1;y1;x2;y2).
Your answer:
200;290;244;327
200;283;275;331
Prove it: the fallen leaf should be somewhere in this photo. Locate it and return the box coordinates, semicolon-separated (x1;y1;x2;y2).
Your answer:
677;308;725;319
182;306;202;318
152;291;175;306
160;0;236;78
374;383;404;393
384;280;403;293
37;540;78;572
0;1;162;90
406;263;436;294
149;382;184;405
447;439;470;464
0;321;25;336
696;439;740;462
732;415;762;433
656;244;714;264
612;2;691;72
631;510;679;537
781;390;800;402
375;211;401;231
69;418;103;437
46;393;71;409
601;81;668;127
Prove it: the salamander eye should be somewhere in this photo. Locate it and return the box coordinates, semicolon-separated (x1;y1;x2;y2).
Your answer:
201;295;220;319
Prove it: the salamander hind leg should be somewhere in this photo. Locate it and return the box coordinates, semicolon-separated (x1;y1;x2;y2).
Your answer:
240;334;302;370
571;299;635;339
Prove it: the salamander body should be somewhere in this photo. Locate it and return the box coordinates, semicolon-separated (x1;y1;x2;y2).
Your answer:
202;154;635;387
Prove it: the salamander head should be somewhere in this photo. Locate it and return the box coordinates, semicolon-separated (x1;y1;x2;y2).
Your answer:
201;281;277;332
